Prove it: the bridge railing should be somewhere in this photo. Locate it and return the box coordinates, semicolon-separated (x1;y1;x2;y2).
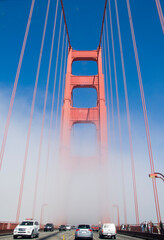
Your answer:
118;223;160;234
0;222;17;231
117;223;164;240
0;222;18;235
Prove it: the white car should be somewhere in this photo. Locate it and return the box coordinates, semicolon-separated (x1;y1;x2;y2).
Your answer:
66;224;71;231
13;219;39;239
99;223;116;239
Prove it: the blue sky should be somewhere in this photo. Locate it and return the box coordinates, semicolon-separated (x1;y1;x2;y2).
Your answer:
0;0;164;225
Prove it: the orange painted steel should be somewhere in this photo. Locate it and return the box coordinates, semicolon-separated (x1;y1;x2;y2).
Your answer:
16;0;51;223
54;28;66;140
108;0;130;225
41;0;59;207
105;13;115;143
60;47;108;164
126;0;161;223
155;0;164;34
0;0;35;171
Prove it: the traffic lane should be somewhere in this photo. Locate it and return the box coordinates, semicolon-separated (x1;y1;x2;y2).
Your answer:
0;231;145;240
93;232;145;240
0;230;59;240
39;230;146;240
39;230;74;240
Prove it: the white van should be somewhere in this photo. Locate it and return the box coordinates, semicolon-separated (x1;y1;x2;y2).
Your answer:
99;223;116;239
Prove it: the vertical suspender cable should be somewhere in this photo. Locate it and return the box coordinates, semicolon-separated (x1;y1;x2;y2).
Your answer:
44;11;63;197
115;0;140;225
42;0;59;206
108;0;136;224
61;40;68;106
0;0;35;171
105;13;115;143
102;31;111;145
155;0;164;34
106;3;128;224
126;0;161;223
16;0;51;223
59;39;68;142
101;35;111;223
54;28;66;141
32;0;60;218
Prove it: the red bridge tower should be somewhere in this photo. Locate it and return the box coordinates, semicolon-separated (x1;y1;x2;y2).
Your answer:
60;47;108;165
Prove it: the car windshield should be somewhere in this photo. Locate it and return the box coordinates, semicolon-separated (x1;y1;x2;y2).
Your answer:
103;224;114;228
46;224;52;226
61;225;66;227
78;225;90;229
20;221;33;226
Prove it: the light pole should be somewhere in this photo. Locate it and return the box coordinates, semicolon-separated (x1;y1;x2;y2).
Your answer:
112;205;120;229
40;204;48;228
149;172;164;182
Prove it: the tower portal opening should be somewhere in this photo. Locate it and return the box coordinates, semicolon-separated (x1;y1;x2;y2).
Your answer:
71;123;98;156
72;61;98;76
72;87;97;108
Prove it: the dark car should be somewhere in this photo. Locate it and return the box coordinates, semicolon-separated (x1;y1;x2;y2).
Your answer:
59;225;66;231
44;223;54;232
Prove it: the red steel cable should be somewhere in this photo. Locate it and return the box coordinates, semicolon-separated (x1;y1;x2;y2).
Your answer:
105;9;127;225
102;31;111;145
0;0;35;171
16;0;51;223
115;0;140;225
126;0;161;223
54;28;66;141
155;0;164;34
108;0;136;224
108;0;122;153
41;0;59;206
61;40;68;106
105;13;115;143
60;0;71;48
43;11;63;202
59;39;68;144
99;0;108;48
32;0;60;218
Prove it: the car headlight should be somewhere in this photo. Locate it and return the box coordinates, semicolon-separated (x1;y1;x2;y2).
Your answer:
27;228;33;233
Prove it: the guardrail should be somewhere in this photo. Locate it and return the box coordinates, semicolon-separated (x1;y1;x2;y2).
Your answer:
0;222;17;236
0;222;17;231
117;230;164;239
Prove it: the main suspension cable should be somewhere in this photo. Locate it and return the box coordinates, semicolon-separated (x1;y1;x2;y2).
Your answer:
60;0;71;48
99;0;108;48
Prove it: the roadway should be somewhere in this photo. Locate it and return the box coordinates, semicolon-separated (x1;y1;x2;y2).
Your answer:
0;230;145;240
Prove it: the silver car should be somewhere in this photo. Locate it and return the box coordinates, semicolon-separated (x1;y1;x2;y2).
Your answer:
75;224;93;240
